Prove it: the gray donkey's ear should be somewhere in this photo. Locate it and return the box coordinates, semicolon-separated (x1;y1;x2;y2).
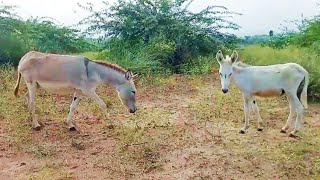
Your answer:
216;50;224;64
125;70;133;80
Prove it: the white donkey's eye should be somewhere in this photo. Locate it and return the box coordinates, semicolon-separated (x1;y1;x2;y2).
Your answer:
132;91;136;94
229;73;232;77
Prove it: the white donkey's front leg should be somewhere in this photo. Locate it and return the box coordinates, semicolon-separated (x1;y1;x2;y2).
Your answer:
240;94;251;134
251;99;264;131
67;92;80;131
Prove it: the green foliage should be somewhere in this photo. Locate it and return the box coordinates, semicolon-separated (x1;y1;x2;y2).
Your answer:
240;45;320;100
81;38;172;75
80;0;240;72
180;56;215;74
262;33;293;49
0;32;26;65
242;35;270;45
258;17;320;51
20;18;96;53
0;3;97;66
292;18;320;47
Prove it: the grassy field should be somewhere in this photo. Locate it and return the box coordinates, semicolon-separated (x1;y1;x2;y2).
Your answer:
0;65;320;179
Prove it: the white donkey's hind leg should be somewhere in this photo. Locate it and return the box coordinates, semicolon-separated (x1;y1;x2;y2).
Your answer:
66;92;80;131
289;94;304;137
240;95;252;134
252;99;264;131
281;95;295;133
26;82;41;130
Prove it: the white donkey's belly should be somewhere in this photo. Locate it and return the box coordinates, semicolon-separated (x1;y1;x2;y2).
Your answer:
235;75;285;97
37;81;77;94
249;79;284;97
252;88;284;97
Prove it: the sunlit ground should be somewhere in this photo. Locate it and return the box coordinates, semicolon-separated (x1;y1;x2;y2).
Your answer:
0;68;320;179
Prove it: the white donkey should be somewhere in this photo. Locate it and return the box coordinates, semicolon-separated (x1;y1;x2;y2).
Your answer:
216;50;309;137
14;51;137;131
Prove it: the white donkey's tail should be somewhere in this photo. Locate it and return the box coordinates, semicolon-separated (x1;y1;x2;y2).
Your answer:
300;69;309;109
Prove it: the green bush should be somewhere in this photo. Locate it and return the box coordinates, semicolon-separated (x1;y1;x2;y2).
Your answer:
180;56;215;75
0;33;26;66
292;18;320;47
80;0;240;72
0;3;97;66
80;39;167;75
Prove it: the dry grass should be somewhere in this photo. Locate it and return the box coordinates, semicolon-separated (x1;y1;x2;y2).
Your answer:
0;67;320;179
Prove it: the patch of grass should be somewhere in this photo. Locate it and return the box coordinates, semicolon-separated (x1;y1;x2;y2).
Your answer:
0;66;34;145
94;126;166;178
79;51;101;60
28;165;74;180
71;139;85;150
97;107;174;176
28;143;57;158
313;158;320;177
180;55;216;75
129;108;173;129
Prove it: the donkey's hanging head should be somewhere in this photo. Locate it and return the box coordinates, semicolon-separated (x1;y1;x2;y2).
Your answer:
216;50;239;93
117;70;137;113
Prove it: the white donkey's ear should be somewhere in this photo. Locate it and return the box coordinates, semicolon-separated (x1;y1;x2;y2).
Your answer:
125;70;133;80
231;50;239;63
216;50;224;63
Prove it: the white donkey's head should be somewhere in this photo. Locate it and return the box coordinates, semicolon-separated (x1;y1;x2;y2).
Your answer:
117;70;137;113
216;50;239;93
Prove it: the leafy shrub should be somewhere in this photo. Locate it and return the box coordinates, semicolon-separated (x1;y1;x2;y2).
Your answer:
0;33;26;66
80;0;240;72
180;56;215;75
0;3;97;66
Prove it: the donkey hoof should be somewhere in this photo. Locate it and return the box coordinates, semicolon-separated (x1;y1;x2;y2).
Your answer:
69;127;77;131
289;133;298;138
33;126;41;131
280;129;287;134
257;128;263;131
239;130;246;134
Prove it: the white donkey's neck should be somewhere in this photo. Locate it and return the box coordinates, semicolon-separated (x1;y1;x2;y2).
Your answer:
90;62;127;87
231;63;251;90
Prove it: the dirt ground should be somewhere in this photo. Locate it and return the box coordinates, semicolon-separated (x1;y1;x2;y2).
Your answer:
0;71;320;180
